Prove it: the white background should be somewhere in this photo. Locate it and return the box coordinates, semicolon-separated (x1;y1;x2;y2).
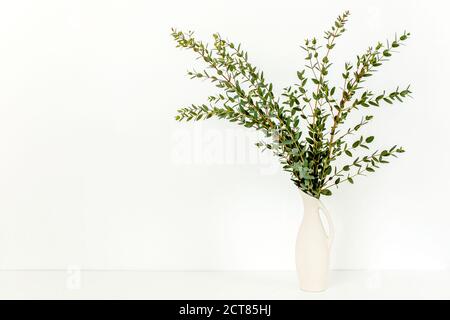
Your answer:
0;0;448;272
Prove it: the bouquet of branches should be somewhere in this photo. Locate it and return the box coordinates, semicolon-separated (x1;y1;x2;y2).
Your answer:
172;11;411;198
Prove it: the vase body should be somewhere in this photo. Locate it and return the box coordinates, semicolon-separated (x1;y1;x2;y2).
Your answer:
295;190;334;292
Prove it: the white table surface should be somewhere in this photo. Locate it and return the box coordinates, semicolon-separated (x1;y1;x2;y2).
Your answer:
0;270;449;299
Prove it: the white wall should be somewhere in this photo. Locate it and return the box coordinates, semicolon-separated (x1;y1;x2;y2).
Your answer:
0;0;448;271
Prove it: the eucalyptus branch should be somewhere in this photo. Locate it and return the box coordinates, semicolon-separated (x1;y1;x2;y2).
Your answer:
172;11;411;198
350;86;412;110
332;115;374;156
324;146;405;188
338;32;411;119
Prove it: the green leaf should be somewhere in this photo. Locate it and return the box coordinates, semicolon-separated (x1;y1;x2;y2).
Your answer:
320;189;332;196
365;136;374;143
281;139;294;145
383;50;391;57
330;87;336;96
383;97;393;104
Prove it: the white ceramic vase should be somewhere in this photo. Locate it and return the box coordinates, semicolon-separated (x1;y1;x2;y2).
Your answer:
295;190;334;292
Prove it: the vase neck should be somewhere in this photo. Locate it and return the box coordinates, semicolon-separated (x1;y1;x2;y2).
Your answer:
300;190;320;213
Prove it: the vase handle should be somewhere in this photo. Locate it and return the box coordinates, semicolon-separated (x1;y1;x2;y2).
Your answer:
319;200;334;248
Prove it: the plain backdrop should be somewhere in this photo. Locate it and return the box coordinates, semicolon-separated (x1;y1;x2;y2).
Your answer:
0;0;448;271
